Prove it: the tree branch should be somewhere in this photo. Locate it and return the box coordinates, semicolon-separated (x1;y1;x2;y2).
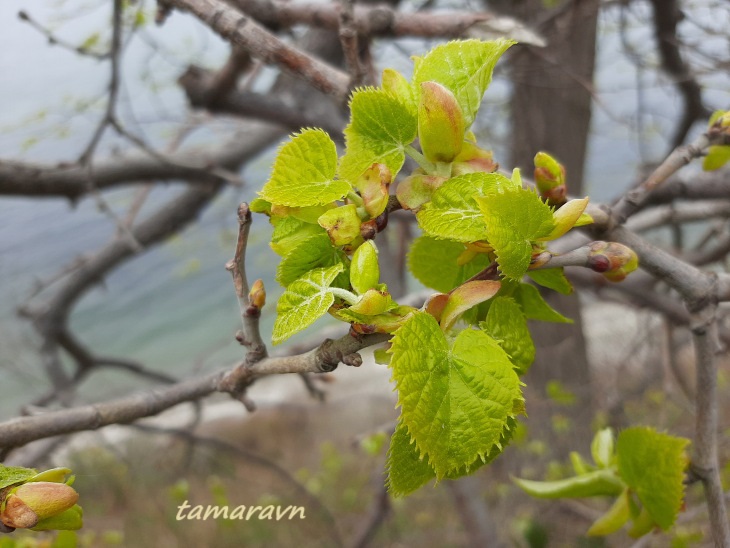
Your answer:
163;0;351;100
0;331;390;451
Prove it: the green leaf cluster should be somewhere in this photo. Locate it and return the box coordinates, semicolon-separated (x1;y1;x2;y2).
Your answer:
253;37;644;511
513;427;690;538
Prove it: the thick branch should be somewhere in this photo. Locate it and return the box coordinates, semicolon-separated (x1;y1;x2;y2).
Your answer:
164;0;351;100
0;332;389;450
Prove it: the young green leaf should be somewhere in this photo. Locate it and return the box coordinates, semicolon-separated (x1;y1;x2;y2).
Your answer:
0;465;37;490
386;422;438;497
539;198;590;241
382;68;417;115
482;296;535;375
616;427;690;530
390;312;523;477
387;415;519;497
412;39;515;127
339;88;418;183
591;428;615;468
276;233;348;288
587;489;632;537
477;188;555;279
514;283;572;323
513;470;625;499
272;264;345;345
408;236;492;293
417;172;514;242
260;128;349;207
526;269;573;295
270;216;326;257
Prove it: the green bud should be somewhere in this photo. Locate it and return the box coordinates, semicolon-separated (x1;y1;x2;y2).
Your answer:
418;81;465;163
350;241;380;294
317;204;362;246
534;152;567;204
249;279;266;309
591;428;615;468
395;173;446;211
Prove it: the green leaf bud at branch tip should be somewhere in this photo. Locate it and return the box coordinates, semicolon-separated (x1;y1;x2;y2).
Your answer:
418;82;465;163
534;151;567;205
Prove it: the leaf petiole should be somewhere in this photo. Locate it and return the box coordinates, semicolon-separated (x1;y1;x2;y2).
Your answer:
329;287;360;305
405;144;436;173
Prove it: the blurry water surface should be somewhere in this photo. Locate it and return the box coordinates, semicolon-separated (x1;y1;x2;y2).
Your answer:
1;0;728;417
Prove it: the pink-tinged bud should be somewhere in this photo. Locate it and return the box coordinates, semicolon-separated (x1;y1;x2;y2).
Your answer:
356;163;391;218
588;241;639;282
418;81;465;163
396;173;446;211
249;279;266;309
452;141;499;175
318;204;362;246
1;482;79;529
534;152;567;205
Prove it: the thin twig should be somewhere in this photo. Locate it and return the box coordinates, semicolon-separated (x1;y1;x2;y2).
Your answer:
225;203;268;365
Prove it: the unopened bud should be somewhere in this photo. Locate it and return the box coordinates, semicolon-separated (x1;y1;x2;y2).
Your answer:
588;241;638;282
418;81;465;163
1;482;79;529
249;279;266;309
534;152;567;205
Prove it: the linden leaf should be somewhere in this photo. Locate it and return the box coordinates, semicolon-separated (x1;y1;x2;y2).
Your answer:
513;470;625;499
386;422;438;498
514;283;572;323
339;88;417;183
417;172;515;242
276;233;348;287
616;427;690;530
272;264;345;345
389;312;523;478
260;129;349;207
412;39;515;127
526;269;573;295
481;296;535;375
0;464;37;490
408;235;492;293
387;416;519;497
477;188;555;279
270;216;326;257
